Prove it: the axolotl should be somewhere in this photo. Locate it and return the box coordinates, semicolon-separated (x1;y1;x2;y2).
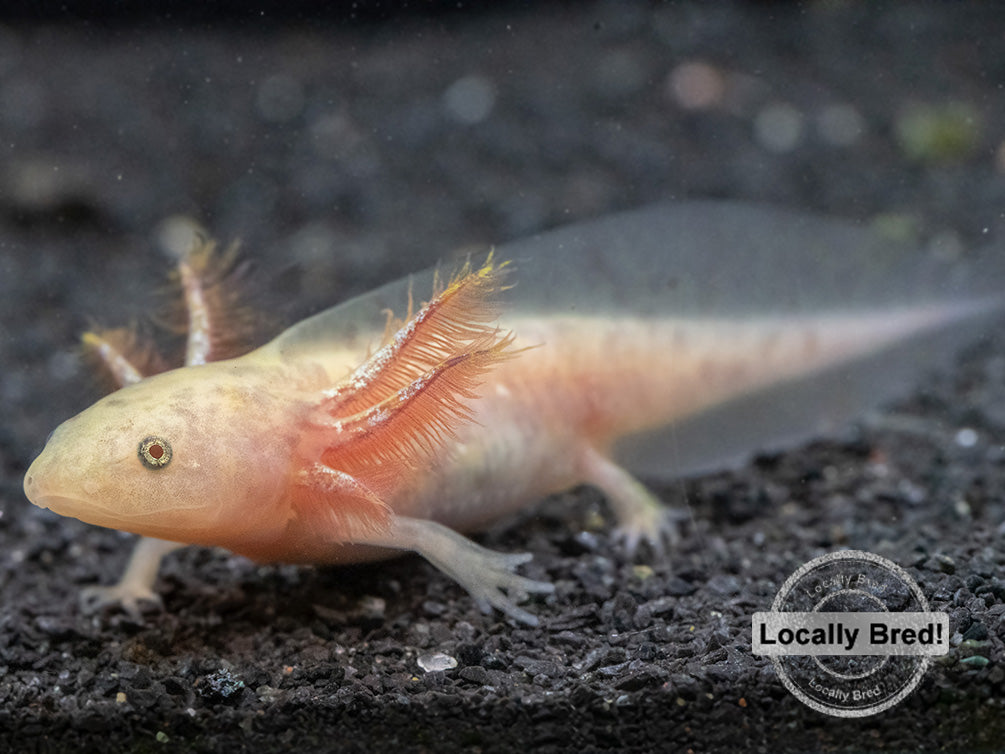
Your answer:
22;202;1004;625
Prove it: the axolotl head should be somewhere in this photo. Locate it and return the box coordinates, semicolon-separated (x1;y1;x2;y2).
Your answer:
23;363;299;545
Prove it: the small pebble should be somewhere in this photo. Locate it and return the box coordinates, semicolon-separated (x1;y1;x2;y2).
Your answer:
960;655;989;668
417;652;458;673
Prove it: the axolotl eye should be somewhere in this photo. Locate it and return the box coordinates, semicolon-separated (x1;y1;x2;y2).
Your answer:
138;436;173;469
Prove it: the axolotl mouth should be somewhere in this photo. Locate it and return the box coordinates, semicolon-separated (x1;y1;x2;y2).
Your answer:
23;469;97;524
23;460;120;528
24;471;180;538
29;493;91;520
23;436;138;528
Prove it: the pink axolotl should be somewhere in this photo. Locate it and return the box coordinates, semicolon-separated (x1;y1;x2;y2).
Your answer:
23;202;1002;625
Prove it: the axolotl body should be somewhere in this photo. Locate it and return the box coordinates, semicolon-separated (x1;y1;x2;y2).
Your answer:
23;202;1004;624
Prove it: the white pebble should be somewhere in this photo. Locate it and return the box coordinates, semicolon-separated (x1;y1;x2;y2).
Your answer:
417;651;458;673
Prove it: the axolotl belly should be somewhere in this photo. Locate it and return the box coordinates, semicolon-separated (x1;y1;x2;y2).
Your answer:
22;202;1005;625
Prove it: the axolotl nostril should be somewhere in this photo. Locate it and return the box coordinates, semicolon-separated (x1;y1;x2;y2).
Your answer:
23;202;1005;625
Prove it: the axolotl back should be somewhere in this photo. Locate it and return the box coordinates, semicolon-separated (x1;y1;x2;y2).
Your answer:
23;202;1005;624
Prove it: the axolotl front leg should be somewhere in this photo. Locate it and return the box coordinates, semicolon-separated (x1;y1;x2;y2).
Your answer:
347;452;675;625
347;458;675;626
352;516;555;626
80;537;186;618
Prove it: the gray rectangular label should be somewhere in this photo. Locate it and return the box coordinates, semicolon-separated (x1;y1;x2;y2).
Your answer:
752;612;949;656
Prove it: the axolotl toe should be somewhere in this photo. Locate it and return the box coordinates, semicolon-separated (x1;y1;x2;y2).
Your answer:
23;202;1005;625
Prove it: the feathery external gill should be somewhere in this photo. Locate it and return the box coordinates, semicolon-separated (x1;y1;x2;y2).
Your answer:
287;258;516;542
319;256;510;418
316;335;515;496
169;239;258;366
81;327;165;389
82;240;257;389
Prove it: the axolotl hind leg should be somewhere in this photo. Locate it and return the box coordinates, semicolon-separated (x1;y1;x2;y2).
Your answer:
350;449;673;625
579;446;681;556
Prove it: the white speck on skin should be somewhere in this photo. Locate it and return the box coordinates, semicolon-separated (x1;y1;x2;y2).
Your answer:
400;375;428;402
366;408;388;427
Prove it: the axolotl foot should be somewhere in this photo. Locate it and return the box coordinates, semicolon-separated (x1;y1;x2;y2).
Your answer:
356;516;555;626
580;447;682;557
442;546;555;626
80;582;163;621
611;502;685;558
79;537;184;620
